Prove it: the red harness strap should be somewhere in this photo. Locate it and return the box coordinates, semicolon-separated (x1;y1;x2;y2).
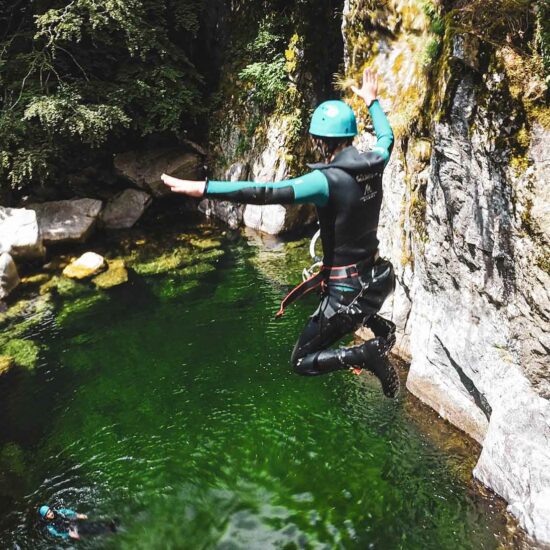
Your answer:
275;262;363;317
275;270;325;317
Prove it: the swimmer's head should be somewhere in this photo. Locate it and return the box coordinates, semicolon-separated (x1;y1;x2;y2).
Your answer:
39;505;54;520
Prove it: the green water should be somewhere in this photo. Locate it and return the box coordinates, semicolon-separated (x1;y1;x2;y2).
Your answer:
0;223;512;549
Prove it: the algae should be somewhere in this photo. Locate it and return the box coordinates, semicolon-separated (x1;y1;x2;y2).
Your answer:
0;339;40;370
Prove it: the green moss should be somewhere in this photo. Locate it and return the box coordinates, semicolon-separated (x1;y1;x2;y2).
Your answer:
132;248;191;276
40;275;92;300
189;239;221;250
1;339;40;370
92;260;129;289
56;293;109;326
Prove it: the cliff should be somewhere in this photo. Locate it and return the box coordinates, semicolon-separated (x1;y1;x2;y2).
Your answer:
341;0;549;543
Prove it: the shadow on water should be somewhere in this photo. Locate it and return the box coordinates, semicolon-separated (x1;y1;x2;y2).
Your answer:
0;221;527;549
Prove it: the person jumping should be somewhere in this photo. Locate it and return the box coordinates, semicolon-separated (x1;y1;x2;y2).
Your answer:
161;67;399;398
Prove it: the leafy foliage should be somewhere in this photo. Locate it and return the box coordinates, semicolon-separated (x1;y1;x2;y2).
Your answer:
0;0;205;196
237;20;288;108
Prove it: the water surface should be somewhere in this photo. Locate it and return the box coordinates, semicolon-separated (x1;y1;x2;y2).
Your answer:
0;222;514;549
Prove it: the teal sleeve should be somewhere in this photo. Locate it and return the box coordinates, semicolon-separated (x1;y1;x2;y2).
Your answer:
205;170;329;207
57;508;77;519
48;524;70;539
368;99;394;165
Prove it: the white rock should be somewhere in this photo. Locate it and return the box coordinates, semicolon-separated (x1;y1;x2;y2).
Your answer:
0;207;45;259
101;189;152;229
62;252;106;279
29;199;103;244
0;253;20;299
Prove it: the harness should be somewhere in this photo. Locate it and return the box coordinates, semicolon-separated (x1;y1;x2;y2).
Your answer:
275;252;379;317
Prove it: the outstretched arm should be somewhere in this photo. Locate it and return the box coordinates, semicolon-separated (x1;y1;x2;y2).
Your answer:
352;67;394;165
162;170;329;207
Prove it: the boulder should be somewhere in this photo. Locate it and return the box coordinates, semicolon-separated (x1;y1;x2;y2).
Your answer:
199;162;248;229
114;148;202;197
92;259;129;289
101;189;152;230
29;199;103;244
62;252;106;280
0;253;20;300
243;203;315;235
0;207;45;259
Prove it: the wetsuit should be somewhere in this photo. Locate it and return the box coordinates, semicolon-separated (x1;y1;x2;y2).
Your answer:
44;508;117;539
44;508;77;540
205;100;398;394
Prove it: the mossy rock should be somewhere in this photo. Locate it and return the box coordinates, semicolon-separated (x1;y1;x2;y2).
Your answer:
131;248;191;276
0;295;54;347
0;355;14;376
189;238;222;250
0;339;40;370
20;273;51;286
92;259;129;289
177;262;217;279
40;275;92;300
56;293;109;326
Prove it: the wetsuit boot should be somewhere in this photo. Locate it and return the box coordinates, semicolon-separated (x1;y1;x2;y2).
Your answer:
364;314;396;353
296;337;400;398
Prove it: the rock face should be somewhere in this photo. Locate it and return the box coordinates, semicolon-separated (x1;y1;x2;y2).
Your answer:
29;199;103;244
101;189;152;229
114;148;202;197
62;252;106;279
205;3;340;235
0;207;44;259
342;0;550;543
199;162;247;229
0;253;20;300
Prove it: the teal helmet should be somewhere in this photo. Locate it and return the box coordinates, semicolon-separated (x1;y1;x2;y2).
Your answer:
309;100;358;138
39;505;51;518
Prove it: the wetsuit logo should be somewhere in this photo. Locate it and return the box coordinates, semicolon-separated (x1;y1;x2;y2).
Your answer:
356;172;381;202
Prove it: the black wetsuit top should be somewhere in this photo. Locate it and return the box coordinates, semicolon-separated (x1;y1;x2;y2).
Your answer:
205;99;394;268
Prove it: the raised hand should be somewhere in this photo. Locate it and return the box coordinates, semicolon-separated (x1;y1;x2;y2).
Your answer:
351;67;379;107
161;173;206;197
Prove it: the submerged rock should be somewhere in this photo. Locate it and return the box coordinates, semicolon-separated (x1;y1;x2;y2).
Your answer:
29;199;103;244
131;246;224;277
101;189;152;229
0;207;45;259
189;238;221;250
63;252;106;280
1;339;40;370
92;259;129;289
114;148;202;197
